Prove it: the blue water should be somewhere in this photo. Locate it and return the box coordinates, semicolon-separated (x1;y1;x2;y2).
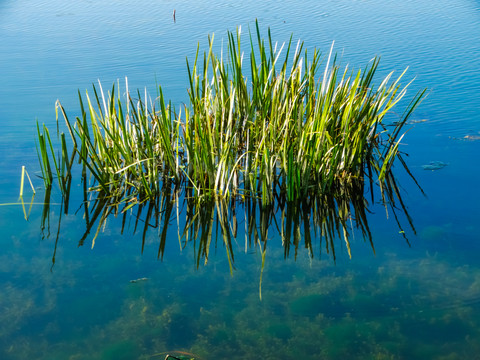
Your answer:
2;0;480;358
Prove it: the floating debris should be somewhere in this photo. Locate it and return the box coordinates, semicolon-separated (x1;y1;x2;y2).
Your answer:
408;119;428;124
129;277;148;283
164;354;196;360
422;161;448;171
463;134;480;141
450;133;480;141
150;350;199;360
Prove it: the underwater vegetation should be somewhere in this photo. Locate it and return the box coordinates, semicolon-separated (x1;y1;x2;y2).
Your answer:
3;232;480;360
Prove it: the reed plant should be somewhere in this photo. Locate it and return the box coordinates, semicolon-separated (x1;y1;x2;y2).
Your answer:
36;21;425;230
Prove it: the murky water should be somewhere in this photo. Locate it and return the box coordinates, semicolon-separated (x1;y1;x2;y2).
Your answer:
1;0;480;358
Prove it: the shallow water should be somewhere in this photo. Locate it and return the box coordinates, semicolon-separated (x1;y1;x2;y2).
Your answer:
2;0;480;359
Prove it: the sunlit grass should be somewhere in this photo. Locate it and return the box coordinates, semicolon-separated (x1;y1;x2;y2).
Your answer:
36;21;424;210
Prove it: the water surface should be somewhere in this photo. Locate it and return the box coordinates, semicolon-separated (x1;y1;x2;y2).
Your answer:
1;0;480;359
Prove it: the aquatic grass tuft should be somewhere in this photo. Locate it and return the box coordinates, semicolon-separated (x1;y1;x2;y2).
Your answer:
37;22;424;206
34;21;425;261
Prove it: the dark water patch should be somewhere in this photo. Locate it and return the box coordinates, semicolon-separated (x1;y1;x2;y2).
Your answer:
289;293;349;319
400;317;472;344
162;311;198;349
50;290;122;339
262;295;289;317
101;340;139;360
288;287;403;321
265;322;292;341
342;294;393;319
207;325;237;348
323;321;376;359
175;274;224;303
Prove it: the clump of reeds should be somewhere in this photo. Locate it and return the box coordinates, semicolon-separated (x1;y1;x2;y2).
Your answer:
36;21;425;211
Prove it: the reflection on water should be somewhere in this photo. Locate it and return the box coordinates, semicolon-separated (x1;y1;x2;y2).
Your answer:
39;167;416;272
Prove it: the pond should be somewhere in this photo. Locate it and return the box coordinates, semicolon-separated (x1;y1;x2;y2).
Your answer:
2;0;480;359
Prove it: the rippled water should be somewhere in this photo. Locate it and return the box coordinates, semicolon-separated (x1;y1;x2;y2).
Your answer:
1;0;480;359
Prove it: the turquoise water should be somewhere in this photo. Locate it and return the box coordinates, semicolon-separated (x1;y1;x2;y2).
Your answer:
2;0;480;358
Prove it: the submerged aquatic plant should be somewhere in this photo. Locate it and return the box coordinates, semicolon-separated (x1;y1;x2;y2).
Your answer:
35;21;425;265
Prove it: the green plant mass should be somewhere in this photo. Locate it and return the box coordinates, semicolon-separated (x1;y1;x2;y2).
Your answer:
35;22;425;260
